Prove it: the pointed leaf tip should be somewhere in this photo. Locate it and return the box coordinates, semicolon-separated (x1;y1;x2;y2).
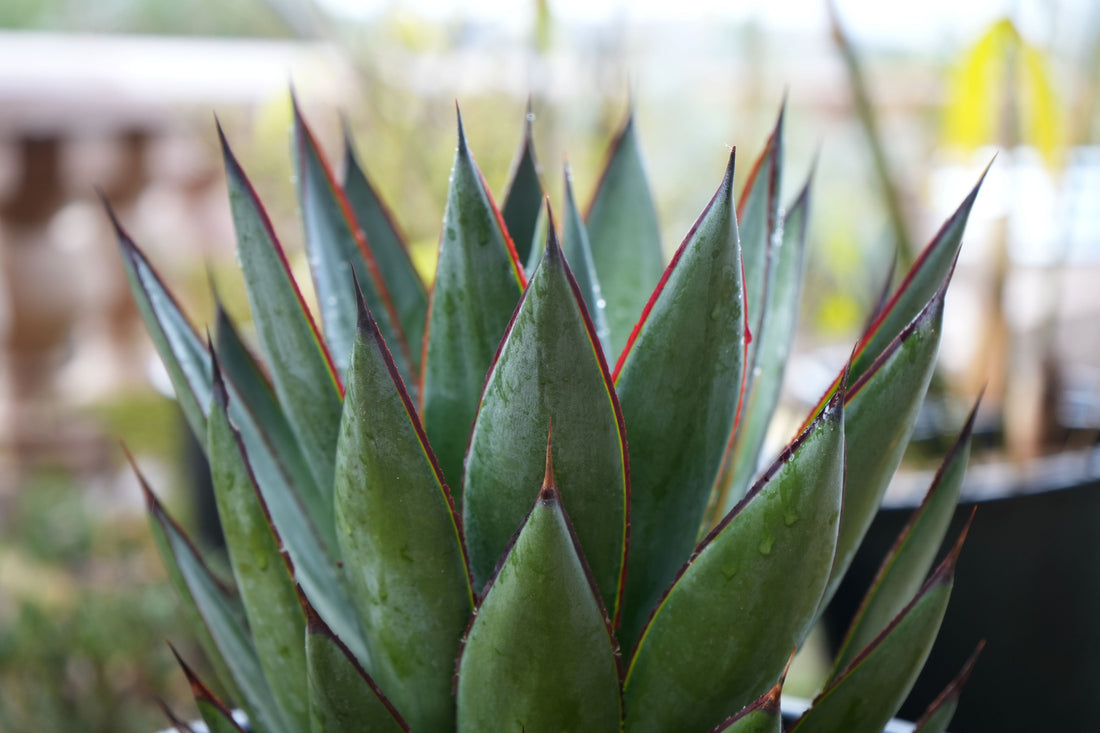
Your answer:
935;507;975;582
541;424;556;496
209;347;228;411
455;102;467;153
167;642;212;701
543;202;563;262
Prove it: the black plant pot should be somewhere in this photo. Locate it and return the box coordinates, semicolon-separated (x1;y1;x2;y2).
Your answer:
823;447;1100;733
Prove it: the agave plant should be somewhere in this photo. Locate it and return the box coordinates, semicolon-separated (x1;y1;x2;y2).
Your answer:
114;96;987;733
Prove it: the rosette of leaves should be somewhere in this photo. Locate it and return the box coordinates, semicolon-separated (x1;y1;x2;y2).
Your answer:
115;96;987;733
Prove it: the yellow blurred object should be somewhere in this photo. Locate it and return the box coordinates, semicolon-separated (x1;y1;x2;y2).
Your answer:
943;19;1063;167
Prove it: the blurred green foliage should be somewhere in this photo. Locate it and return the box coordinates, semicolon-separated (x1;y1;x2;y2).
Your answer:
0;471;202;733
0;0;290;37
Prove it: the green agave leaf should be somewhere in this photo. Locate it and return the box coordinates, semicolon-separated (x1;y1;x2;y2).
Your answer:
421;109;526;492
108;204;209;444
501;100;545;267
132;460;284;733
524;201;549;274
455;460;622;733
737;103;784;365
464;217;627;618
614;150;745;652
213;301;318;534
623;394;843;733
342;123;428;380
563;163;612;359
823;281;948;607
586;110;664;357
170;645;249;733
301;590;410;733
791;520;972;733
830;397;979;678
804;165;988;424
851;163;989;378
335;279;474;732
912;641;985;733
207;362;308;730
218;123;343;521
112;224;335;560
292;98;415;384
157;699;198;733
720;166;813;513
207;345;369;671
710;679;783;733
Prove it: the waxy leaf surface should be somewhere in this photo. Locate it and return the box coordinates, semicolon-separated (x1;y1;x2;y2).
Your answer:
803;168;986;426
623;398;843;733
213;304;318;537
586;112;664;357
207;370;308;730
293;100;413;384
563;164;611;358
792;531;966;733
112;210;209;444
912;642;984;733
421;113;526;491
456;483;621;733
220;126;342;521
302;595;409;733
138;470;285;733
711;682;783;733
852;168;986;378
824;286;947;606
614;151;745;651
172;648;250;733
501;104;545;266
464;224;627;616
115;229;334;558
343;129;427;379
830;400;977;677
335;286;474;732
721;170;811;512
737;105;784;368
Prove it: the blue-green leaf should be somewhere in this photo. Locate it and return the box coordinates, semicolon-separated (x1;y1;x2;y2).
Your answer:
563;164;611;359
301;591;410;733
711;680;783;733
170;645;249;733
464;218;627;619
851;164;989;378
791;520;971;733
293;98;415;384
134;460;284;733
335;279;474;731
586;111;664;357
342;124;428;382
738;103;784;360
219;123;342;523
614;150;745;652
421;109;526;492
720;166;812;512
109;205;209;444
501;100;545;267
623;395;843;733
212;302;319;535
829;397;979;678
823;282;948;606
456;461;621;733
207;362;308;730
912;641;985;733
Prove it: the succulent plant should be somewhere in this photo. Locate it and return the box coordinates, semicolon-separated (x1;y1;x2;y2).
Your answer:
114;96;987;733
